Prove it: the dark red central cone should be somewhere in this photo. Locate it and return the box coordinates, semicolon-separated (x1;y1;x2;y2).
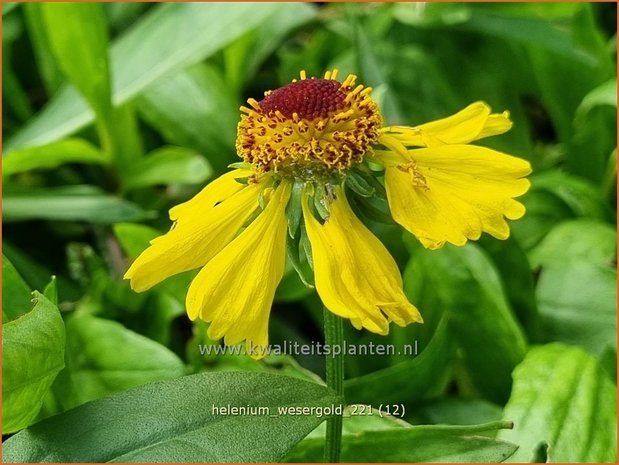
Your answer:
260;79;347;120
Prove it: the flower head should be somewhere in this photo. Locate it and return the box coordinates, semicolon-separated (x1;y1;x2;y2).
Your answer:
125;70;531;358
236;70;382;175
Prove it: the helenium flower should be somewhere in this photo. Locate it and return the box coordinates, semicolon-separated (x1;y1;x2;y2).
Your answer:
125;70;531;358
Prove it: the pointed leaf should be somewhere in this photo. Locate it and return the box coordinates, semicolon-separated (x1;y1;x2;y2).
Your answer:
499;343;617;462
3;372;340;463
2;292;65;433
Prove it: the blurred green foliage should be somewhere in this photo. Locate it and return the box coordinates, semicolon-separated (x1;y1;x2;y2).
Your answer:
2;2;616;463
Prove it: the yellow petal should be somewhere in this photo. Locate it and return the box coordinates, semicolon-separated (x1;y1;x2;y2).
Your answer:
303;186;422;334
384;145;531;249
185;182;291;359
381;101;512;147
124;174;262;292
169;168;251;221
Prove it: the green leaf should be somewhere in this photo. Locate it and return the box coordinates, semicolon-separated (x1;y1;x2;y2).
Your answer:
405;244;527;404
42;276;58;305
3;58;33;122
3;242;81;303
286;420;518;462
23;3;64;96
345;317;454;408
499;343;617;462
460;9;601;64
417;397;503;426
6;3;279;153
531;171;610;219
531;221;616;356
41;3;112;120
114;222;159;258
223;3;317;93
51;313;185;410
137;64;238;172
3;185;149;223
3;372;340;463
575;78;617;117
2;292;65;434
351;12;404;124
536;259;616;356
124;146;212;190
2;138;108;177
2;2;19;16
479;235;541;342
512;171;611;250
570;79;618;182
531;219;616;269
2;254;33;323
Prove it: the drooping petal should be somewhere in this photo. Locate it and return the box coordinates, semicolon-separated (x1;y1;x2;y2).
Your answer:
381;101;512;147
124;172;263;292
169;168;251;221
383;145;531;249
186;182;291;358
303;186;422;334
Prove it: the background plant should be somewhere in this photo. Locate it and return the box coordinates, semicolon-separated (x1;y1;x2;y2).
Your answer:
2;2;617;463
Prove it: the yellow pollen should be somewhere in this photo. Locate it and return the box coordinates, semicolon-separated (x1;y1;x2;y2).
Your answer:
398;163;429;191
236;70;383;176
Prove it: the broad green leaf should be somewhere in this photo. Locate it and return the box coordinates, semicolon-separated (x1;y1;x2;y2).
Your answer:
531;220;616;355
3;185;149;223
345;317;454;408
286;420;518;462
51;313;185;410
5;3;279;153
124;146;212;190
499;343;617;462
405;244;527;404
3;372;340;463
2;138;108;177
2;254;33;323
536;259;616;356
41;3;112;120
2;292;65;434
531;219;616;269
137;64;238;172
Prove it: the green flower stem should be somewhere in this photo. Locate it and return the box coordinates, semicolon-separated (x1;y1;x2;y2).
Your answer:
323;307;344;463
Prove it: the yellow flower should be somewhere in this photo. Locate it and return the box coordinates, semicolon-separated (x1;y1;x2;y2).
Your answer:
125;70;531;358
